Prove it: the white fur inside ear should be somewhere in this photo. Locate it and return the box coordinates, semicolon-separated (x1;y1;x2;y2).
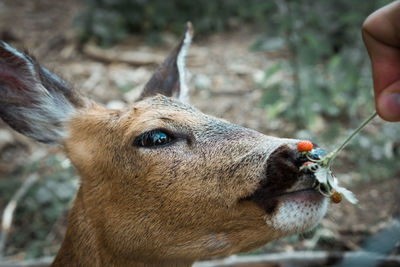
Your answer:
176;27;192;103
18;84;75;143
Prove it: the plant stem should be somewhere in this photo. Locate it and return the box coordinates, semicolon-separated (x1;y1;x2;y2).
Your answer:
326;111;378;168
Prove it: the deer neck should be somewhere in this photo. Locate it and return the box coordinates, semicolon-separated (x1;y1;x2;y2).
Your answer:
52;188;101;266
52;188;194;267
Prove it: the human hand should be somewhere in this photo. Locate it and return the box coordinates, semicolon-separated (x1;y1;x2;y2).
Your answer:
362;0;400;122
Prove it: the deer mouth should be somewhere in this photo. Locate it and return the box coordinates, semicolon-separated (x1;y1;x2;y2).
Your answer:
260;187;319;199
269;188;324;202
240;172;322;214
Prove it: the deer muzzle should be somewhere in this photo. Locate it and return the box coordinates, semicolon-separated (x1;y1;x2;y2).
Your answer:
241;142;328;234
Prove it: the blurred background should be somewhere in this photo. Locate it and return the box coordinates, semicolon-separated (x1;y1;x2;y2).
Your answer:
0;0;399;265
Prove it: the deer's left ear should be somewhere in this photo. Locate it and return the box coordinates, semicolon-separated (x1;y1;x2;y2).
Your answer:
138;22;193;103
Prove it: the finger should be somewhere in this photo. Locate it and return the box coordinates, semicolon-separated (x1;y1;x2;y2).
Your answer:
362;1;400;121
362;30;400;121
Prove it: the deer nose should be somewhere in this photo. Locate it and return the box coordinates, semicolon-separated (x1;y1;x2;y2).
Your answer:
265;143;327;187
267;142;325;172
240;144;319;214
263;145;308;188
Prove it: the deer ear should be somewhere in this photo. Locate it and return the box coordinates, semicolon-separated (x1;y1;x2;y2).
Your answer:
138;22;193;103
0;41;87;144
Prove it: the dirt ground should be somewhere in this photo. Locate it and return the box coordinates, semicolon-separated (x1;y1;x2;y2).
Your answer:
0;0;399;263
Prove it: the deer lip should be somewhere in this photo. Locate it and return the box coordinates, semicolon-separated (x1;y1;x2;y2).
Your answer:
275;189;326;210
262;188;318;200
273;188;323;201
239;170;320;214
245;172;318;201
239;186;323;215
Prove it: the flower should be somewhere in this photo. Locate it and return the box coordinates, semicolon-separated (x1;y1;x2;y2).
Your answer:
297;112;377;206
301;149;358;205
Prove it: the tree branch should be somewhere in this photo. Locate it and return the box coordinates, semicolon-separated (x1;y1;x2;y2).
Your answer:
0;174;39;258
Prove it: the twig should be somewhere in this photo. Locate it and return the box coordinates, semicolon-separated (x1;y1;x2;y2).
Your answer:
83;43;164;66
193;251;400;267
326;111;378;169
0;174;39;258
82;43;207;67
274;0;304;126
1;250;399;267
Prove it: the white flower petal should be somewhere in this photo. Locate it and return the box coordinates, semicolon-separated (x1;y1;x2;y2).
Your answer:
302;160;358;205
314;168;329;184
331;177;358;204
335;186;358;204
331;176;339;188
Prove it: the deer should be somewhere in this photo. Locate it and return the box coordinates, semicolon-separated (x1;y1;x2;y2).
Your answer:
0;23;328;266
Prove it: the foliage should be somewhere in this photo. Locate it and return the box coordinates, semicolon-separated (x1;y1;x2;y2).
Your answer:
74;0;276;46
1;155;78;258
256;0;400;179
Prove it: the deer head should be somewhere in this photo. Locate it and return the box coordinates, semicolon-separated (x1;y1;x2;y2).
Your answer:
0;23;328;266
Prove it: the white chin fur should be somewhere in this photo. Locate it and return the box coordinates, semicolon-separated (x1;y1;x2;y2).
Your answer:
266;196;328;234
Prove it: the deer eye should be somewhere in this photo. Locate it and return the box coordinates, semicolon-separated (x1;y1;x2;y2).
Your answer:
134;129;174;147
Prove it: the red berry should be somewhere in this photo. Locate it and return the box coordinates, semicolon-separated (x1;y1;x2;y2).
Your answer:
297;140;313;152
331;190;342;204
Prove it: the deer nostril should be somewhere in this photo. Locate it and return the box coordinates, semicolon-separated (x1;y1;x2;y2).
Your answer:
259;145;302;188
294;150;309;167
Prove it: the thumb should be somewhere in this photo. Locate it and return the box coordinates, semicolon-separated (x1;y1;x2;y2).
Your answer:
366;37;400;122
362;19;400;121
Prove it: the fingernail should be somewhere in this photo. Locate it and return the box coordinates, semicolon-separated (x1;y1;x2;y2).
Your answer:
384;93;400;116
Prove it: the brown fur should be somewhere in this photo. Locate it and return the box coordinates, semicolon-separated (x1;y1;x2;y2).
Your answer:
58;98;269;265
52;95;323;266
